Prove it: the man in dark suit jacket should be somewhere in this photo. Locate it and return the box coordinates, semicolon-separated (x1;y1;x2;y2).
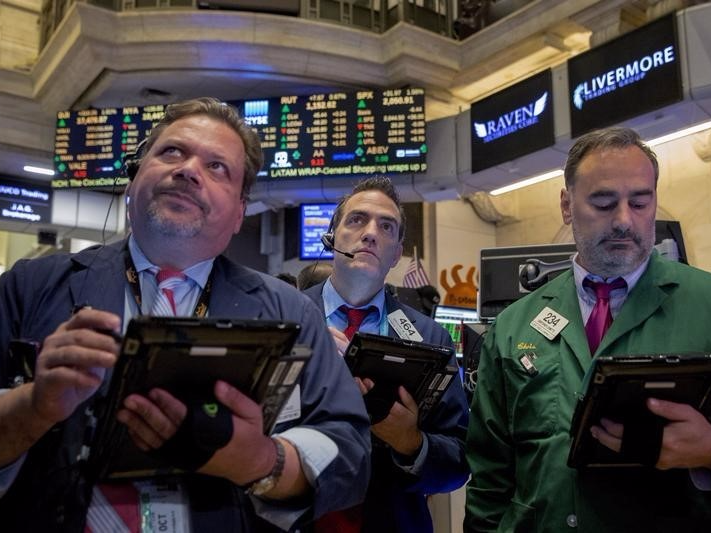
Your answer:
0;97;370;532
303;176;469;533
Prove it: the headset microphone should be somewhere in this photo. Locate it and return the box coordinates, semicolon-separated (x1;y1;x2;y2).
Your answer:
332;247;355;259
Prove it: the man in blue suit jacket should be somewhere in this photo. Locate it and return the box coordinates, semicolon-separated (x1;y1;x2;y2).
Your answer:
0;98;370;532
304;176;469;532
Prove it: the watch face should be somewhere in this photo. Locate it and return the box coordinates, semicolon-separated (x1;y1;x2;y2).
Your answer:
248;476;276;496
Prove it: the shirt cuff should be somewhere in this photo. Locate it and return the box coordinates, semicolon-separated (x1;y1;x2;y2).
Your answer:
0;454;26;499
690;468;711;490
391;433;429;476
249;427;338;530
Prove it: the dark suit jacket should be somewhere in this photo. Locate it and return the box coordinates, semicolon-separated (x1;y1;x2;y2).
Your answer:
0;241;371;532
304;281;469;533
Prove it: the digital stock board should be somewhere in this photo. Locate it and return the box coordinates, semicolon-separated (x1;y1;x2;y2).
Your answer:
52;105;165;189
239;87;427;179
52;88;427;189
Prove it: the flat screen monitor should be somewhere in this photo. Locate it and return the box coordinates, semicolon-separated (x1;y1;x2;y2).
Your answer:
470;69;554;172
434;305;479;358
567;13;682;137
300;203;337;260
478;243;577;321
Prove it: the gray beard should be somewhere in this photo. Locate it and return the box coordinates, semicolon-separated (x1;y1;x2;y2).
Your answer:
145;202;203;238
572;223;655;278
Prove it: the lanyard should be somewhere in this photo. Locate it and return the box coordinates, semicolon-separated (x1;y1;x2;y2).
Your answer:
123;248;213;318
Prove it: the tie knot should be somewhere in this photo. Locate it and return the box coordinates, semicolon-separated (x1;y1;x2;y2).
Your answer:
339;305;377;340
584;277;627;300
155;268;186;286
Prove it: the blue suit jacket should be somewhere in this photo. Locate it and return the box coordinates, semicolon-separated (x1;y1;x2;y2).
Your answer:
0;242;371;532
304;281;469;533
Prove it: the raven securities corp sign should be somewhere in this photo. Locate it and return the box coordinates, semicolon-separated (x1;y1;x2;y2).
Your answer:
470;70;555;173
568;13;682;138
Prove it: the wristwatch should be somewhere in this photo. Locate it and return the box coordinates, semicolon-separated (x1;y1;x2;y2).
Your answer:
245;438;286;497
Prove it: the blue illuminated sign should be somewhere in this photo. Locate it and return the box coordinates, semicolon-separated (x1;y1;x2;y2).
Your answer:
0;178;52;224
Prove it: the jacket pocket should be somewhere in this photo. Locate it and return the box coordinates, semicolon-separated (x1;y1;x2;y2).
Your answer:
503;356;560;440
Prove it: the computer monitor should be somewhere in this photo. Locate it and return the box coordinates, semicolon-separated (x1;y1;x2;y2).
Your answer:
433;305;479;358
478;243;577;321
299;203;337;260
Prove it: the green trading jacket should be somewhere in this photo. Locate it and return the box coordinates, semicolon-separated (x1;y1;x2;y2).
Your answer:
465;252;711;532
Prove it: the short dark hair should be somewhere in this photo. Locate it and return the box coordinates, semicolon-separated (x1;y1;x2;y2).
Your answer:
564;126;659;188
139;97;264;199
297;262;333;290
331;176;407;242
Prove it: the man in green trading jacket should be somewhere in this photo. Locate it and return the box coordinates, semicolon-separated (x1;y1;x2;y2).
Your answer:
465;126;711;532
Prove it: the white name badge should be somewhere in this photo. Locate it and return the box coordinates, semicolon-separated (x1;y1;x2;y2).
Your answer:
387;309;424;342
136;480;191;533
530;306;569;340
276;384;301;424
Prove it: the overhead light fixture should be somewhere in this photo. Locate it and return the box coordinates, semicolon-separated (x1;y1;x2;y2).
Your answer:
490;169;564;196
24;165;55;176
646;119;711;147
489;119;711;196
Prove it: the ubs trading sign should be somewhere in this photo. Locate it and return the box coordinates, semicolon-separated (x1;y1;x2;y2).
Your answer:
0;178;52;224
470;70;555;173
568;14;682;137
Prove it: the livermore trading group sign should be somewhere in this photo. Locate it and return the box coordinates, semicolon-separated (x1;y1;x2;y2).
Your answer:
568;13;682;137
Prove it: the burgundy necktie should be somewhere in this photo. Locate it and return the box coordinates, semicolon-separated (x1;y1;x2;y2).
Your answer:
340;305;376;340
584;277;627;354
314;305;376;533
153;268;186;316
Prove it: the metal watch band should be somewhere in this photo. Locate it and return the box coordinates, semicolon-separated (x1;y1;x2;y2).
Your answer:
245;437;286;496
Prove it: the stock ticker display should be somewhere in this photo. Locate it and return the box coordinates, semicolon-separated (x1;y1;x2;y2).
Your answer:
52;88;427;189
241;88;426;179
52;105;165;189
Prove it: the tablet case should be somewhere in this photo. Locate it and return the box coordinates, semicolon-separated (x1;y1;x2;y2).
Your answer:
344;332;459;424
90;317;310;479
568;353;711;468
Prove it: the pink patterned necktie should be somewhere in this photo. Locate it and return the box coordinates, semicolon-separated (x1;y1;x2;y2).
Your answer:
584;277;627;354
153;268;186;316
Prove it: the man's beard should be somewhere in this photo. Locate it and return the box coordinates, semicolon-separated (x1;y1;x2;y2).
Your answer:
145;200;204;238
573;222;655;278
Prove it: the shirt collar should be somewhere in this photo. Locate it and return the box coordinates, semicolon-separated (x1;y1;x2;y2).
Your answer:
322;277;386;322
128;234;215;289
572;252;650;301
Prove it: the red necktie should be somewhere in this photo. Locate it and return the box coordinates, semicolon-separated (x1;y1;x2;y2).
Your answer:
584;278;627;354
314;306;376;532
340;305;376;340
153;268;186;316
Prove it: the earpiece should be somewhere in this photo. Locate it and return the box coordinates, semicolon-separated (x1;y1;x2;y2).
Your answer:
321;231;335;252
122;139;148;181
319;203;354;259
320;209;337;251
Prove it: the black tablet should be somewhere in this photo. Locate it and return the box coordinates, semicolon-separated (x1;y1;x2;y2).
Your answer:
568;353;711;468
344;332;458;424
91;317;310;479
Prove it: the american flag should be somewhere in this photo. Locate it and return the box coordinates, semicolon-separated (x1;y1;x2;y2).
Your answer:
403;250;431;288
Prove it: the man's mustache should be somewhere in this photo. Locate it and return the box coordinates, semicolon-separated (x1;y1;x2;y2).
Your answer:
154;183;209;214
599;229;641;245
